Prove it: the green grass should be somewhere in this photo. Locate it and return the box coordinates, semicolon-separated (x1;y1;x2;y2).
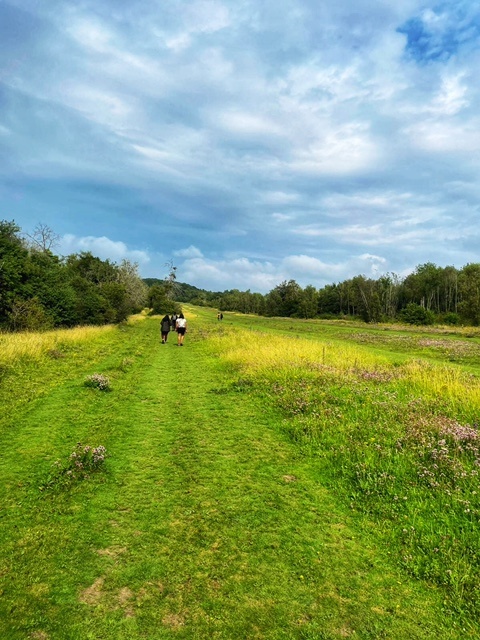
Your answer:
0;309;479;638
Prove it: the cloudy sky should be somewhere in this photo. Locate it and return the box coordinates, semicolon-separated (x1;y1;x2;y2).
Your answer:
1;0;479;292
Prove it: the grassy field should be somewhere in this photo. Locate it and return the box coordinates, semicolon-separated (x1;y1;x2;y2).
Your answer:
1;308;480;638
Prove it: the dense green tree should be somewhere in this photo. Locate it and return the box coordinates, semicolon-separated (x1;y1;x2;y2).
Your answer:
458;264;480;325
298;285;318;319
317;284;341;316
0;220;29;326
65;252;117;285
400;303;435;325
265;280;302;317
24;249;77;327
147;284;181;315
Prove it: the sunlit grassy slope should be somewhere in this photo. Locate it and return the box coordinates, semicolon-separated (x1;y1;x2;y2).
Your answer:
1;307;479;638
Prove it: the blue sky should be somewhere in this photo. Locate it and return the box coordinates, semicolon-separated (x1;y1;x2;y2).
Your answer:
1;0;479;293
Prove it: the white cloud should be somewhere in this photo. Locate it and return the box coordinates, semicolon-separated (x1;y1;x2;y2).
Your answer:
173;245;204;258
263;191;299;205
288;122;381;175
272;213;293;222
59;234;150;264
175;251;392;293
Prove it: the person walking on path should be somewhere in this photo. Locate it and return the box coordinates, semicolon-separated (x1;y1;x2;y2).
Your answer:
161;314;171;344
176;313;187;346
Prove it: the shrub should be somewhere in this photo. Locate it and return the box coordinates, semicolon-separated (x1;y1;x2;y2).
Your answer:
441;312;460;326
84;373;111;391
40;443;108;490
399;303;435;325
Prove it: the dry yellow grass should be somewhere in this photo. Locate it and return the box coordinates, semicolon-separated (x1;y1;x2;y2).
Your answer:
0;325;113;365
211;327;480;413
211;328;389;373
403;359;480;408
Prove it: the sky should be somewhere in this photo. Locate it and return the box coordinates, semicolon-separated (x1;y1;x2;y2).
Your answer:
1;0;480;293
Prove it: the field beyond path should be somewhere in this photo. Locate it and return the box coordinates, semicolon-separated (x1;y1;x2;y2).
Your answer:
0;310;477;639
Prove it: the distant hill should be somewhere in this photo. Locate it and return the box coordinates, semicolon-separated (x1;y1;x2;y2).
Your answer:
143;279;221;305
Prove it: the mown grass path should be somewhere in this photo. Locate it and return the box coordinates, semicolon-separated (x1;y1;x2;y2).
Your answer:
0;315;467;638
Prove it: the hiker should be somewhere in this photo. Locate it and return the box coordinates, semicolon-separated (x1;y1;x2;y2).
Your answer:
171;313;177;331
176;313;187;346
160;314;171;343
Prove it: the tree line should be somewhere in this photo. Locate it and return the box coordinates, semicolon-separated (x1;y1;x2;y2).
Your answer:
4;219;480;330
0;220;149;330
167;262;480;326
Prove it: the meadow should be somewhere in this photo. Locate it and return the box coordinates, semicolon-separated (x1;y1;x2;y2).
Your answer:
1;308;480;639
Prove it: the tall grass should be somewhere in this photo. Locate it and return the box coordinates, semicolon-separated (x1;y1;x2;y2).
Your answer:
0;325;113;365
209;323;480;620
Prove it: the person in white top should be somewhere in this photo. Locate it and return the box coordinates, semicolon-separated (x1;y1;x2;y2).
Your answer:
175;313;187;346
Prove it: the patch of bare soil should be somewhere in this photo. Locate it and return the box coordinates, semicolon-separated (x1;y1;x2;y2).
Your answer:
79;577;105;605
162;613;185;629
96;546;127;558
118;587;135;618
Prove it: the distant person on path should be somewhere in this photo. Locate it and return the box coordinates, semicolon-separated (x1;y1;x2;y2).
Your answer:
160;314;171;344
176;313;187;346
171;313;177;330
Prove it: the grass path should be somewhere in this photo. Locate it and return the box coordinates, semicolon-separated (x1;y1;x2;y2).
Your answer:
0;316;466;638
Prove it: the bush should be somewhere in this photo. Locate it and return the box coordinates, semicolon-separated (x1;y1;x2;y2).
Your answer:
84;373;111;391
40;443;108;490
399;303;435;325
440;312;460;326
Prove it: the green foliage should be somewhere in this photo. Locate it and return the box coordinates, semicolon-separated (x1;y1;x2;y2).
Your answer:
458;263;480;326
400;302;435;325
84;373;111;391
40;443;107;490
0;221;148;331
147;283;181;314
440;312;461;326
0;220;29;325
8;297;53;331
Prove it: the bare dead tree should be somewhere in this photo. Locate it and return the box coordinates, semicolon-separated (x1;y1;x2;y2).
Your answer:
25;223;60;252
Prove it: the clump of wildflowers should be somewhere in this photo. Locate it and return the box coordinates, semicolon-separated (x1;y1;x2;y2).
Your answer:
84;373;111;391
40;442;108;490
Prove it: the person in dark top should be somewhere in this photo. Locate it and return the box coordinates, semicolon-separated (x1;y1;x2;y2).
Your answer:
161;314;171;343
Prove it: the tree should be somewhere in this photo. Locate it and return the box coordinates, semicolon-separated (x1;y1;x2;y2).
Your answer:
0;220;29;327
163;260;179;300
298;285;318;319
147;284;181;315
117;260;148;312
317;284;341;316
352;275;382;323
377;273;401;319
24;249;76;327
400;303;434;325
8;297;53;331
458;264;480;325
265;280;302;317
24;223;60;252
